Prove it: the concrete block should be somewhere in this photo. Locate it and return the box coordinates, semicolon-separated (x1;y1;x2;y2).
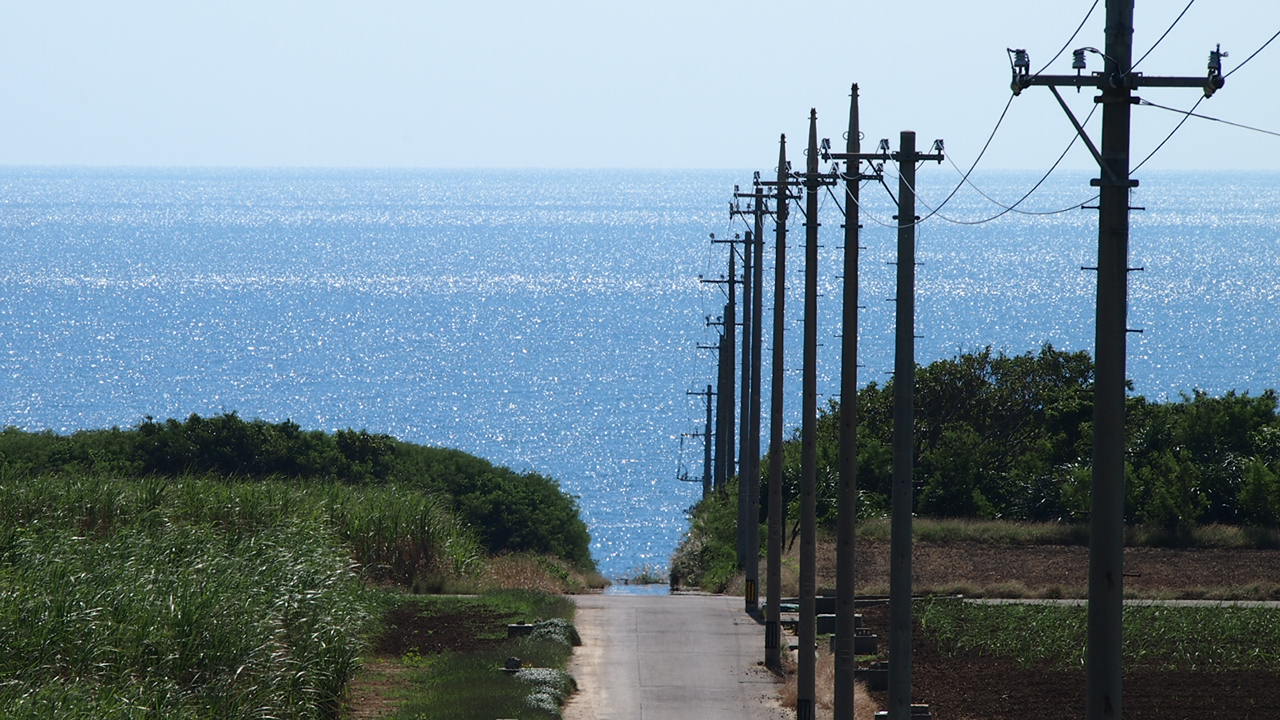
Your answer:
874;705;931;719
856;660;889;691
816;613;836;635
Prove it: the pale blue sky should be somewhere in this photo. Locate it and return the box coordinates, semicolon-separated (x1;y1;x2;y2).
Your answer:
0;1;1276;169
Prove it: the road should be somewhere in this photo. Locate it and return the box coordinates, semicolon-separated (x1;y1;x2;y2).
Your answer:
563;591;788;720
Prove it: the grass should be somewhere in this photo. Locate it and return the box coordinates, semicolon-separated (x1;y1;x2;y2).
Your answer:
0;472;484;585
0;521;368;719
778;646;879;719
0;473;595;719
918;598;1280;671
350;590;579;719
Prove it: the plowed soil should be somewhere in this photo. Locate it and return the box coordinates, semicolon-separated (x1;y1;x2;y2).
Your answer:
372;600;507;656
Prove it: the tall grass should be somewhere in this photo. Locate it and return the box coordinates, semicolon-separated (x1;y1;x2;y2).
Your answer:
0;522;367;719
0;473;483;583
0;472;488;718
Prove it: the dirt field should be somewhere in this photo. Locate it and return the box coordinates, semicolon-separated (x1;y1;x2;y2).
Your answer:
856;604;1280;720
802;538;1280;597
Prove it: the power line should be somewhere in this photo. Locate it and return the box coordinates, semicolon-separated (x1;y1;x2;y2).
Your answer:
1031;0;1101;76
1132;95;1205;172
1137;98;1280;139
1225;27;1280;77
913;94;1016;223
1130;0;1195;71
883;106;1098;226
939;104;1100;218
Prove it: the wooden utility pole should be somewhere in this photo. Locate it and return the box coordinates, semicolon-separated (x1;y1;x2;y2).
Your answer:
822;83;890;720
1011;4;1224;716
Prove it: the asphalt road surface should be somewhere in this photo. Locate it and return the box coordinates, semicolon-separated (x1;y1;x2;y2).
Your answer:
563;592;788;720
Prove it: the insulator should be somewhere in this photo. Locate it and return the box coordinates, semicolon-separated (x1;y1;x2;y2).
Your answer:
1012;48;1030;70
1208;43;1227;73
1072;48;1087;70
753;171;761;183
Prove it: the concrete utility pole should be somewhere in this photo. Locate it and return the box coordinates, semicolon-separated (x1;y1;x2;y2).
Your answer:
698;309;729;495
738;228;753;571
886;130;943;720
822;83;890;720
795;108;839;720
747;189;765;614
1010;4;1224;718
761;135;791;672
702;239;740;492
687;385;715;499
732;186;769;613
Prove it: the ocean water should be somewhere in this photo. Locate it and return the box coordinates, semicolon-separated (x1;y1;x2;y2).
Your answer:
0;167;1276;578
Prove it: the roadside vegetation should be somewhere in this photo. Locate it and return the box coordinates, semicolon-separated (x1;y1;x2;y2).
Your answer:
918;598;1280;671
0;415;600;718
671;346;1280;592
350;590;579;719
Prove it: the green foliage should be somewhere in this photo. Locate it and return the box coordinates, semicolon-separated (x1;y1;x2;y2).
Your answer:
0;521;368;719
669;479;743;591
0;413;593;568
1238;459;1280;525
770;346;1280;531
919;598;1280;671
379;591;577;720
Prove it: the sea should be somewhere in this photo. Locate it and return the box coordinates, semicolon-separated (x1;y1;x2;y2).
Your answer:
1;167;1276;579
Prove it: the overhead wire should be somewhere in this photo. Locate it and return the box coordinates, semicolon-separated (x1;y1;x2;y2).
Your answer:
940;104;1101;217
878;102;1099;226
1031;0;1101;77
1130;0;1195;71
1225;27;1280;77
1132;95;1205;173
912;94;1016;224
1137;98;1280;139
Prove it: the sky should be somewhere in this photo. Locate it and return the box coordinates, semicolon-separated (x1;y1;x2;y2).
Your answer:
0;1;1277;170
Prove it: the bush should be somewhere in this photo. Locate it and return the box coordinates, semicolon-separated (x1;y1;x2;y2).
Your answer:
0;414;593;569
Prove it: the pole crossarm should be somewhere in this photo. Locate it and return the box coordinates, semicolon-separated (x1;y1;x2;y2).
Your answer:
1015;72;1223;93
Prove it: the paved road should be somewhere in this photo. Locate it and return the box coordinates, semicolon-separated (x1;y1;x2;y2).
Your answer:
564;592;787;720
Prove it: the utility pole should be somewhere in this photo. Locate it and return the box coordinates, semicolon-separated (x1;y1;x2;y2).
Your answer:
1010;5;1224;718
822;83;890;720
795;108;839;720
687;385;715;499
760;135;792;673
737;226;754;571
702;238;741;492
698;308;728;494
886;130;943;720
747;188;765;614
732;186;769;613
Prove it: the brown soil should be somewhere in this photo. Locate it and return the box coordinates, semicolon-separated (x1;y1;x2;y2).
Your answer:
372;600;508;656
856;604;1280;720
812;539;1280;596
